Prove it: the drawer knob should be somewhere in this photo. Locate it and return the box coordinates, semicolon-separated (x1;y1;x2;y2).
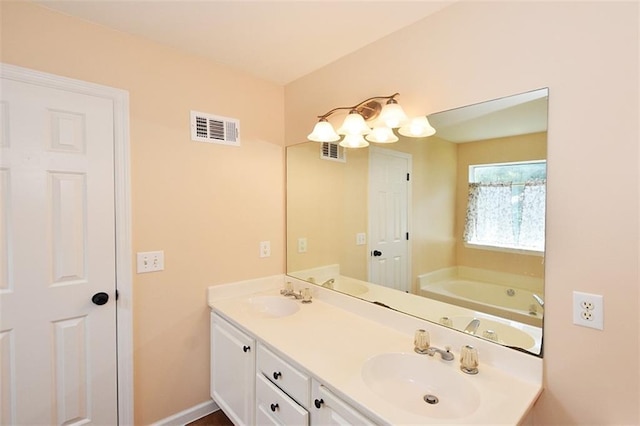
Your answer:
314;398;324;409
273;371;282;380
270;403;279;412
242;345;251;353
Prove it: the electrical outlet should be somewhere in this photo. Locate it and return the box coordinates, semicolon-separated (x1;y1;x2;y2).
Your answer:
297;237;307;253
259;241;271;258
137;251;164;273
573;291;604;330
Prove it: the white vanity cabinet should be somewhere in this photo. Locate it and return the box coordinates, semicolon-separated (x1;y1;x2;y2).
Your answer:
210;310;376;426
210;313;255;426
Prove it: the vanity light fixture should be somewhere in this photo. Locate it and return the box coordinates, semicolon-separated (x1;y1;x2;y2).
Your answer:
307;93;436;147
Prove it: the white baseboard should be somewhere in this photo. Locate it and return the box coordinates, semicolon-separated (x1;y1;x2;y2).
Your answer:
152;400;220;426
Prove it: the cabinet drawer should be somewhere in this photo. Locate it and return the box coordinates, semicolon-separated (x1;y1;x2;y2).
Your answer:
256;373;309;425
257;344;310;405
316;383;376;425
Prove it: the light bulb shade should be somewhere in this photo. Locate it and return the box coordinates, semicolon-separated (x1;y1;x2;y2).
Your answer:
379;101;409;128
365;126;399;143
336;111;371;136
307;119;340;142
398;116;436;138
339;134;369;148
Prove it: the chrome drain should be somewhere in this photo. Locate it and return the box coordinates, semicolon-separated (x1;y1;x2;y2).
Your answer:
423;394;439;405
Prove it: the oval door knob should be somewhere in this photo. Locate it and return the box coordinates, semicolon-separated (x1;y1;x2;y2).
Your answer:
372;250;382;257
91;292;109;305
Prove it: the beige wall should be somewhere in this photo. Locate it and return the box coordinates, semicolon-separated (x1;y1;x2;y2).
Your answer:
455;132;546;279
286;2;639;424
1;2;285;423
286;142;368;277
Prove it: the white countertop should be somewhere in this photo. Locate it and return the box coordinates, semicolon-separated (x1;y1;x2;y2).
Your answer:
208;275;542;425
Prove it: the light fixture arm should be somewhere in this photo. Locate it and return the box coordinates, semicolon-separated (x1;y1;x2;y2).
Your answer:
316;93;400;120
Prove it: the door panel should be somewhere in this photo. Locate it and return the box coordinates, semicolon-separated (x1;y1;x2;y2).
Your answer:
0;78;117;425
369;148;411;292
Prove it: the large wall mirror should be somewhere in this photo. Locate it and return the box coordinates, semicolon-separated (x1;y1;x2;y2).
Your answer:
286;88;548;356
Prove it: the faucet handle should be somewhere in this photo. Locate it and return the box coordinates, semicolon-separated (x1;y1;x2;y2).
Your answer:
280;281;294;295
414;329;430;354
460;345;479;375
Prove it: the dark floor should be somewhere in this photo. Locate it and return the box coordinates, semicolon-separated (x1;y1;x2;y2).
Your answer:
187;409;233;426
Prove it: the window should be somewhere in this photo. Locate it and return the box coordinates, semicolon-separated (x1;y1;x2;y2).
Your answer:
464;161;546;252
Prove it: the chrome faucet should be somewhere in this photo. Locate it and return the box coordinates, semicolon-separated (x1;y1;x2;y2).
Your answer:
426;346;455;361
280;282;302;299
533;293;544;308
413;329;454;361
464;319;480;335
321;278;335;289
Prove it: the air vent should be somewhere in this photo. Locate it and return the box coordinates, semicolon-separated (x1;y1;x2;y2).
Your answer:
190;111;240;146
320;142;346;163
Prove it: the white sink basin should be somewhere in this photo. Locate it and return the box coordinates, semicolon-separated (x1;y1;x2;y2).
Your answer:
247;296;300;318
361;352;481;419
449;316;535;350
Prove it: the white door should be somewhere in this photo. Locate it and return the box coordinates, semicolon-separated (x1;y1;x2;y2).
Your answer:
0;77;118;425
368;147;411;292
211;313;255;426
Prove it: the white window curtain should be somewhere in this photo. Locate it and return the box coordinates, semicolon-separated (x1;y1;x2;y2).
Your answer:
518;180;546;250
464;180;546;251
464;182;514;246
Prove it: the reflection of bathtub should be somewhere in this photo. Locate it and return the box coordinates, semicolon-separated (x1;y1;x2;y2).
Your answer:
419;270;543;327
444;314;542;354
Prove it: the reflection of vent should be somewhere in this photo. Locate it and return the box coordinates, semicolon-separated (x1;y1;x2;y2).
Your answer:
190;111;240;146
320;142;346;163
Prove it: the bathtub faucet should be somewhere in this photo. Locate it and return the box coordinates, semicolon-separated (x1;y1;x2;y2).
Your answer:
321;278;335;289
532;293;544;308
464;319;480;335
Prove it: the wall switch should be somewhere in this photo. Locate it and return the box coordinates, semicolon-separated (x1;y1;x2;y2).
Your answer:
297;237;307;253
573;291;604;330
356;232;367;246
137;251;164;273
259;241;271;258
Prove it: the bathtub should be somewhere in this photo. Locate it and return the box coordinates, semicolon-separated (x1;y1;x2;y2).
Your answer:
419;269;543;327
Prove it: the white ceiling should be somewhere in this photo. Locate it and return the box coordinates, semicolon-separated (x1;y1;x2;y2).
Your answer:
34;0;453;85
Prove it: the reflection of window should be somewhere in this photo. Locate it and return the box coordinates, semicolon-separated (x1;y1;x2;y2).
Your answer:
464;161;546;252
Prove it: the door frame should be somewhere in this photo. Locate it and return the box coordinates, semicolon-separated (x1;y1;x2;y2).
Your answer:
367;146;412;292
1;63;133;424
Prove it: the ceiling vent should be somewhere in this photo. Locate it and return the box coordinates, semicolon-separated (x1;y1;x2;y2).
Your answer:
320;142;346;163
190;110;240;146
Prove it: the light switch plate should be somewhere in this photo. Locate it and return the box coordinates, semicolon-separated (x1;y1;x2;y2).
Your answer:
259;241;271;258
137;251;164;273
297;237;307;253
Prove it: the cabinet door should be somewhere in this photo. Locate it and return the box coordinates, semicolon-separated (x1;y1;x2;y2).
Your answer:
211;313;255;426
310;380;375;425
